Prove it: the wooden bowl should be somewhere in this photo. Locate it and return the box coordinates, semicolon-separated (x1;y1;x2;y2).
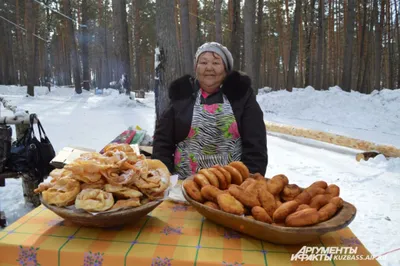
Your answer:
182;178;357;245
40;196;162;228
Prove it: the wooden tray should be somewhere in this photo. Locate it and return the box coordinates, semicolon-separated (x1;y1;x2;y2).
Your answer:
182;178;357;245
41;196;162;228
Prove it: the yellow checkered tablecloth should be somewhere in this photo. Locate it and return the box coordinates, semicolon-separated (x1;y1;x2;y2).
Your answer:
0;201;380;266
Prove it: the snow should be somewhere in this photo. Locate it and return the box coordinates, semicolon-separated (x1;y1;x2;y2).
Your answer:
258;86;400;147
1;84;399;266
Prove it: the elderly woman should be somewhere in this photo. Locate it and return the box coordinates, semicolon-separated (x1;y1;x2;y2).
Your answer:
152;42;268;179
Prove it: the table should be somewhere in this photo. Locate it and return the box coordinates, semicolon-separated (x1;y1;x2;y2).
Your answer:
0;201;380;266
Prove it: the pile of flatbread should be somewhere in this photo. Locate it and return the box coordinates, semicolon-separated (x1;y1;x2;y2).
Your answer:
34;143;171;212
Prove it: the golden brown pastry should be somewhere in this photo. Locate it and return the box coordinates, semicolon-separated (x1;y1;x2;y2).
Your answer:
75;188;114;212
204;201;220;210
326;184;340;197
272;200;299;223
285;208;320;227
275;196;283;208
318;203;338;222
198;169;219;188
305;186;326;197
208;167;228;189
104;184;143;199
217;193;245;215
101;168;139;186
228;184;261;208
80;178;106;190
281;184;302;202
139;159;171;200
267;174;288;195
101;143;134;153
42;179;81;207
223;165;243;185
183;180;204;203
34;182;54;194
296;204;311;212
112;198;141;210
212;165;232;184
64;157;110;175
250;173;266;181
251;206;273;224
201;185;224;203
193;173;210;188
330;196;344;208
294;190;312;205
256;178;269;193
72;172;104;183
308;181;328;190
240;178;256;190
257;188;276;217
229;161;250;180
309;194;332;210
49;168;73;181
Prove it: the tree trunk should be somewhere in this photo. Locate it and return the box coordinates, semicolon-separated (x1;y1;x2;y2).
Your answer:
25;0;36;96
341;0;355;92
299;12;304;87
81;0;90;91
189;0;199;58
63;0;82;94
231;0;241;70
287;0;302;92
253;0;264;90
180;0;193;75
276;5;286;86
132;0;140;90
305;0;316;87
244;0;256;92
44;0;52;91
174;0;183;77
16;0;26;85
356;0;367;92
328;0;334;86
315;0;324;90
155;0;181;120
214;0;222;43
103;0;110;90
386;0;393;89
395;0;400;88
112;0;131;95
374;0;385;90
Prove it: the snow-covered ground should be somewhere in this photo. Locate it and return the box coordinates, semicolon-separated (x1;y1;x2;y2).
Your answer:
0;84;399;266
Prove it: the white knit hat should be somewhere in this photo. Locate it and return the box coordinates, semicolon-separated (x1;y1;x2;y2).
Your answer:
194;42;234;71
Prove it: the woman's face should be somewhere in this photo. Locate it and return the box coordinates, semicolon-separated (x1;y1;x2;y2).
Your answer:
196;52;227;93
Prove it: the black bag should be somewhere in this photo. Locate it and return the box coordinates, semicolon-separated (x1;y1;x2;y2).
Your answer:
7;114;55;181
29;114;56;177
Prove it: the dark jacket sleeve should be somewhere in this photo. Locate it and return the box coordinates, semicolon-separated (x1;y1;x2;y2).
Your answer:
151;104;175;173
240;92;268;176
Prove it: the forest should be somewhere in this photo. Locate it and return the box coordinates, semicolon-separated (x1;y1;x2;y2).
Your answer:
0;0;399;101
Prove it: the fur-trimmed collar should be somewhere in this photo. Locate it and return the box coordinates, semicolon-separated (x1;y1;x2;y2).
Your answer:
168;70;252;101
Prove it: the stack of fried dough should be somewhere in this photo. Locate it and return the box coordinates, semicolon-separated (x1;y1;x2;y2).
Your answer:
34;143;171;213
183;161;343;227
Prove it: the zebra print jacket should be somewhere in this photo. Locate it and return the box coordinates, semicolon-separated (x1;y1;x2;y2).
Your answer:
152;70;268;176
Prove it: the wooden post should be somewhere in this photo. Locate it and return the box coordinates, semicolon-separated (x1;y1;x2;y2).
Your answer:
21;173;41;207
266;122;400;158
16;123;30;141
